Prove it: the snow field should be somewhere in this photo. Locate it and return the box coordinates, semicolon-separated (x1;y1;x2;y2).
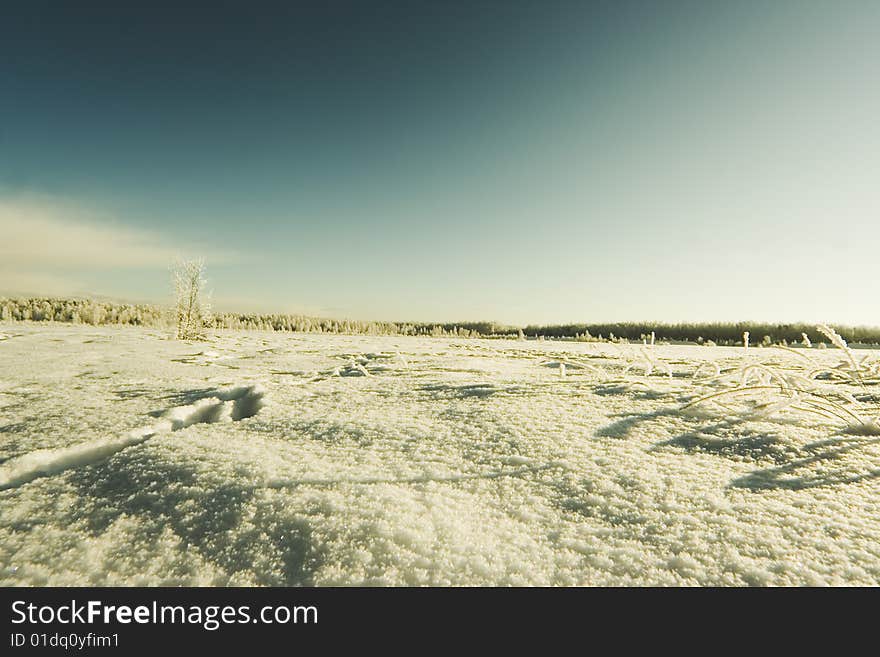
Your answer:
0;324;878;585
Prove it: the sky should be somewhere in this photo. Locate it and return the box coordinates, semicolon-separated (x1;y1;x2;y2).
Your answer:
2;1;879;325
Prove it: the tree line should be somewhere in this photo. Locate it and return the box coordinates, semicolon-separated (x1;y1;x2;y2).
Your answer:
2;297;879;344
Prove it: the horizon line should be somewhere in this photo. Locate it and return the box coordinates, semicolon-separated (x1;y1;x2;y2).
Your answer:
2;293;879;331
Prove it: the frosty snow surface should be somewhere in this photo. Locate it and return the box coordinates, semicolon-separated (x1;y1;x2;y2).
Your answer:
1;323;878;586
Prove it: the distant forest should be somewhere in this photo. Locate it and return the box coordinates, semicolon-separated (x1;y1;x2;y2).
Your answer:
2;297;879;345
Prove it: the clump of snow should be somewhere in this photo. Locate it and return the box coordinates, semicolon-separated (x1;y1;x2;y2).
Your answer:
163;384;266;427
0;427;156;490
0;383;266;490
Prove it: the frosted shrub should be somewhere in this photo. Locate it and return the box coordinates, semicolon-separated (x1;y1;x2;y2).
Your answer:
171;258;212;340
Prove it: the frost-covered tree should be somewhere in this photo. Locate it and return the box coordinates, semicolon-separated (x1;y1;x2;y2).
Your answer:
171;258;212;340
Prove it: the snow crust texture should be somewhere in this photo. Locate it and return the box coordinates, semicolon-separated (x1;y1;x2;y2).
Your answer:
1;324;878;586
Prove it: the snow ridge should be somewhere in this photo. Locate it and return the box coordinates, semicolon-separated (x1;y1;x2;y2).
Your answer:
0;384;265;490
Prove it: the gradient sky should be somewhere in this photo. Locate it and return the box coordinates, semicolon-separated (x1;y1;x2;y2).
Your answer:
2;1;879;325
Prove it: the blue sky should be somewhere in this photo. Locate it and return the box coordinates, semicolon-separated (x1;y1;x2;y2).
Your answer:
2;1;879;325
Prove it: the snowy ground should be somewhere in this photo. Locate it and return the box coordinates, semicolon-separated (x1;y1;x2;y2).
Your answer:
1;323;878;586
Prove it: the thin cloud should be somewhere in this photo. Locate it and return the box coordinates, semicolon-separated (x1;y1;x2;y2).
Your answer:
0;196;239;269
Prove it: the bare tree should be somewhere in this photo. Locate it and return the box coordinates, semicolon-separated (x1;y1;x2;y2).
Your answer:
171;257;212;340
